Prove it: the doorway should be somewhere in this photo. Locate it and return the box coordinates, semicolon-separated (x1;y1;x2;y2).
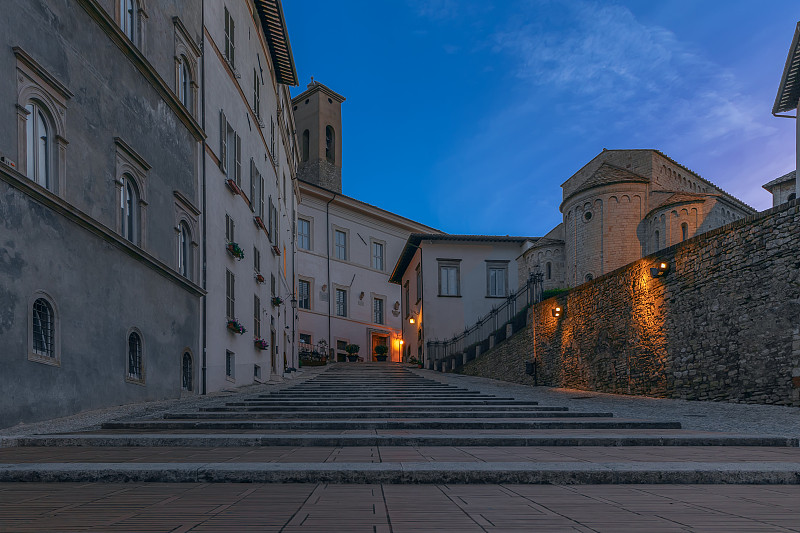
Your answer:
371;333;389;362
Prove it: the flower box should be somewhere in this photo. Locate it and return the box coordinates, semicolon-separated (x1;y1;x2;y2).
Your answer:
226;319;246;335
271;296;283;306
254;338;269;350
225;178;242;195
255;273;266;284
226;242;245;260
254;215;267;233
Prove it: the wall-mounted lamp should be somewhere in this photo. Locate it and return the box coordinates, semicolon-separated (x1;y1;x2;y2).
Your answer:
359;291;365;300
321;284;328;292
551;306;562;318
409;317;415;324
399;339;404;345
650;261;670;278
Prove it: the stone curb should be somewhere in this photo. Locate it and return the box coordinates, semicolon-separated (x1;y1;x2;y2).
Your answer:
0;461;797;484
6;434;798;448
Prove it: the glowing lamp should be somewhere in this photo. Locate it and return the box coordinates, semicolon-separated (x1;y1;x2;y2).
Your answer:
650;261;670;278
399;340;404;345
409;317;415;324
551;306;562;318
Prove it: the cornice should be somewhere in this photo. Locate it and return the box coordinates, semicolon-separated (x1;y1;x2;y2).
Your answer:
0;165;205;297
76;0;205;142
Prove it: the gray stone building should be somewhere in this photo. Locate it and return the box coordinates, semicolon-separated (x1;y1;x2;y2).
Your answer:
0;0;205;427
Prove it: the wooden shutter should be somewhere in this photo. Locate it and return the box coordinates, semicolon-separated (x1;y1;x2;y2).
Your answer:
235;133;241;186
219;110;227;173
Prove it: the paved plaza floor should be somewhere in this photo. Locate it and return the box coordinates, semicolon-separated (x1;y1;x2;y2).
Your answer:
0;363;798;531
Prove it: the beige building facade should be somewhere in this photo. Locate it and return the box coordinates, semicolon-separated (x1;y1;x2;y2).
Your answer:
293;82;437;363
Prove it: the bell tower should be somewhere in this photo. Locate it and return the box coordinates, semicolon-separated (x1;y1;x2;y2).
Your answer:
292;79;345;192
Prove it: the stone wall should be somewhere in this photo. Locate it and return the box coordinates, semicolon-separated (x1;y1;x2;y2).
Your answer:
461;200;800;406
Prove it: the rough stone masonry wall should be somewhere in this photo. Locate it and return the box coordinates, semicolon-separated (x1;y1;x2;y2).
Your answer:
461;200;800;406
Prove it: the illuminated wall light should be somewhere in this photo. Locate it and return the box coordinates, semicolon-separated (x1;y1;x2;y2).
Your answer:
409;317;415;324
650;261;671;278
551;306;562;318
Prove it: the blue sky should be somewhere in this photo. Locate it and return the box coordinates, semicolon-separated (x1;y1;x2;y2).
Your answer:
283;1;798;236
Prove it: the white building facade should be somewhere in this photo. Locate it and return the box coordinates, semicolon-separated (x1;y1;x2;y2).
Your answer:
202;0;300;391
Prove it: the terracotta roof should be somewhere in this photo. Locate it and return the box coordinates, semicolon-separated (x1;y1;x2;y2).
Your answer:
253;0;298;86
762;170;796;191
646;192;708;216
773;22;800;114
389;234;537;284
561;162;649;209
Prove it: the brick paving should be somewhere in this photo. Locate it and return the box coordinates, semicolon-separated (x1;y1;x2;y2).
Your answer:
1;483;798;532
1;363;799;530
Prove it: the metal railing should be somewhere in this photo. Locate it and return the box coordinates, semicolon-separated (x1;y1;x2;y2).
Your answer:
426;272;544;365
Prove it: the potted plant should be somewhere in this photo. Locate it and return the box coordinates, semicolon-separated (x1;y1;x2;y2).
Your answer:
271;296;283;306
226;318;246;335
345;343;360;362
374;344;389;362
255;273;265;284
254;338;268;350
226;242;245;260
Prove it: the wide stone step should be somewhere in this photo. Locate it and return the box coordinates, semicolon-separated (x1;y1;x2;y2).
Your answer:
101;420;680;431
217;400;541;406
140;416;616;428
1;461;797;484
201;405;555;412
164;410;572;419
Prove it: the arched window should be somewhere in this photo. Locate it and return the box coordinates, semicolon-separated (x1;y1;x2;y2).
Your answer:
585;273;594;282
546;262;552;280
178;221;191;278
120;0;138;43
120;175;139;244
654;230;660;251
681;222;688;242
177;56;191;110
302;129;309;162
182;352;193;391
127;331;143;381
325;125;335;163
25;103;50;189
32;298;55;358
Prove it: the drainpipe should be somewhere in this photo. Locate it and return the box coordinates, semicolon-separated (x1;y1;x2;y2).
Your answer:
325;192;336;358
200;1;207;395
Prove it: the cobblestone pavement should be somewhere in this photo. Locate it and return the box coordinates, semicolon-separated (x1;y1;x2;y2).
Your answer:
0;483;798;532
414;368;800;440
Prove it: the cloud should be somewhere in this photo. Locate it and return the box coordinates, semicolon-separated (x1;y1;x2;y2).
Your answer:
492;0;773;143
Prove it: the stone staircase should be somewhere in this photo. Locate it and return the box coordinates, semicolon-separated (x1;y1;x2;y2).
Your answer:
1;363;798;484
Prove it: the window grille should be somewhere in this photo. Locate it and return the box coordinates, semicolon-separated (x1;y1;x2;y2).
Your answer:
32;298;54;357
128;332;143;380
182;352;192;391
298;279;310;309
373;298;384;325
335;289;347;317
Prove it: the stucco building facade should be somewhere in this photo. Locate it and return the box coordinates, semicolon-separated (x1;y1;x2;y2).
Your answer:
293;82;436;363
0;0;205;427
201;0;300;392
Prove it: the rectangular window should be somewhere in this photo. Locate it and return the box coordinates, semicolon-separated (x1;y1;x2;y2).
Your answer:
334;230;347;260
335;288;347;317
253;247;261;273
224;7;235;68
415;265;422;301
223;122;239;182
226;269;235;318
371;242;384;271
439;263;459;296
225;214;234;242
226;350;234;379
373;298;384;325
299;333;311;345
254;294;261;338
270;117;276;160
271;273;276;297
258;174;265;219
404;282;410;317
487;263;508;297
298;218;311;250
298;279;311;310
249;159;256;204
254;364;261;379
253;68;260;118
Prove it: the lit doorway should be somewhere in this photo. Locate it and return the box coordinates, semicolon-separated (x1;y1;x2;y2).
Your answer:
371;333;389;362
